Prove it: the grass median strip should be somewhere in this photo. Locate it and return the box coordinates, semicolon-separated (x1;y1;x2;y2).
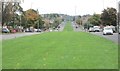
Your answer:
2;22;118;69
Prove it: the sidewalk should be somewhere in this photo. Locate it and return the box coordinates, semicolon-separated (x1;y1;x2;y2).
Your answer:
2;32;41;40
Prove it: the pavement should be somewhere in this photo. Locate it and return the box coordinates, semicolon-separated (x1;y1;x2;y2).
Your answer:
90;32;119;44
1;22;66;40
58;22;66;31
2;32;41;40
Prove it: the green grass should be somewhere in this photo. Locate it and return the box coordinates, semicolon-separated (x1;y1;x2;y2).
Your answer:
63;22;73;31
2;22;118;69
0;40;2;70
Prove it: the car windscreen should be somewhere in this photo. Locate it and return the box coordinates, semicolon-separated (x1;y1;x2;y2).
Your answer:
104;28;112;30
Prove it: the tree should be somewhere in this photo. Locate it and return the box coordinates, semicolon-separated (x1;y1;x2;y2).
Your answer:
34;16;44;29
101;7;117;26
43;19;50;29
76;16;82;25
2;2;24;27
24;9;40;27
88;14;101;26
2;3;14;25
52;17;62;28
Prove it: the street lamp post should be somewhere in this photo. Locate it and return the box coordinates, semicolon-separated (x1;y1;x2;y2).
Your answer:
37;9;39;31
75;6;76;24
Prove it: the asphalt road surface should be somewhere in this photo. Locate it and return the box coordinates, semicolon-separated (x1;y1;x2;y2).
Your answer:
71;22;84;32
58;22;66;31
71;21;119;44
1;21;119;44
90;32;119;44
2;22;66;40
2;32;40;40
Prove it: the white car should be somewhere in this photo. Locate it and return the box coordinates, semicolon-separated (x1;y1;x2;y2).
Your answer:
103;27;113;35
34;29;41;32
93;26;101;32
88;27;94;32
119;27;120;34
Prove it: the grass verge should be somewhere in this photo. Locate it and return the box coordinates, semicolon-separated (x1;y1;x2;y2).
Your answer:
2;22;118;69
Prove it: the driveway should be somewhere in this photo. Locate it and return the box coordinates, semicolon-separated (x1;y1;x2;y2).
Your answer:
2;32;41;40
90;32;118;44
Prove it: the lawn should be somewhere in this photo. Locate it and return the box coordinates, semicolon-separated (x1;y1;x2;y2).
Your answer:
2;22;118;69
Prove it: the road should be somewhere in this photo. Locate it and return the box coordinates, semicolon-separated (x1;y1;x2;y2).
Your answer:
2;32;40;40
58;22;66;31
71;21;119;44
1;21;119;44
1;22;66;40
71;22;84;32
90;32;119;44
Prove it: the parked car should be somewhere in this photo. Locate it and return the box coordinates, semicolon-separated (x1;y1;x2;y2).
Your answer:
34;29;41;32
109;25;116;33
118;27;120;34
2;28;10;33
11;29;16;33
88;27;94;32
25;28;32;32
93;26;101;32
103;27;113;35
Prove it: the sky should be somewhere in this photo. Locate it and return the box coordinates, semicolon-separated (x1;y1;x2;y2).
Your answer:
20;0;120;16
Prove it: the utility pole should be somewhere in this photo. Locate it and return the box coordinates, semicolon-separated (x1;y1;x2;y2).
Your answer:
118;1;120;37
37;9;39;31
31;2;33;9
103;0;104;10
1;2;4;25
75;6;76;23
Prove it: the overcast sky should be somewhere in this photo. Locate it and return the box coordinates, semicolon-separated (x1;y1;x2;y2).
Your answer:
20;0;120;16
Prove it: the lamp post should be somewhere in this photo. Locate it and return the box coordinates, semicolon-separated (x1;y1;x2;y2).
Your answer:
75;6;76;24
37;9;40;31
118;1;120;26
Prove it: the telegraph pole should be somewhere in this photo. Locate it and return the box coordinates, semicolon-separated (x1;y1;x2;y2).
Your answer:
103;0;104;10
74;5;77;25
118;1;120;27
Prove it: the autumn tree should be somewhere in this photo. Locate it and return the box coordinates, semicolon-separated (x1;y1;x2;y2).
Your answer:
24;9;40;27
52;17;62;28
43;19;50;29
